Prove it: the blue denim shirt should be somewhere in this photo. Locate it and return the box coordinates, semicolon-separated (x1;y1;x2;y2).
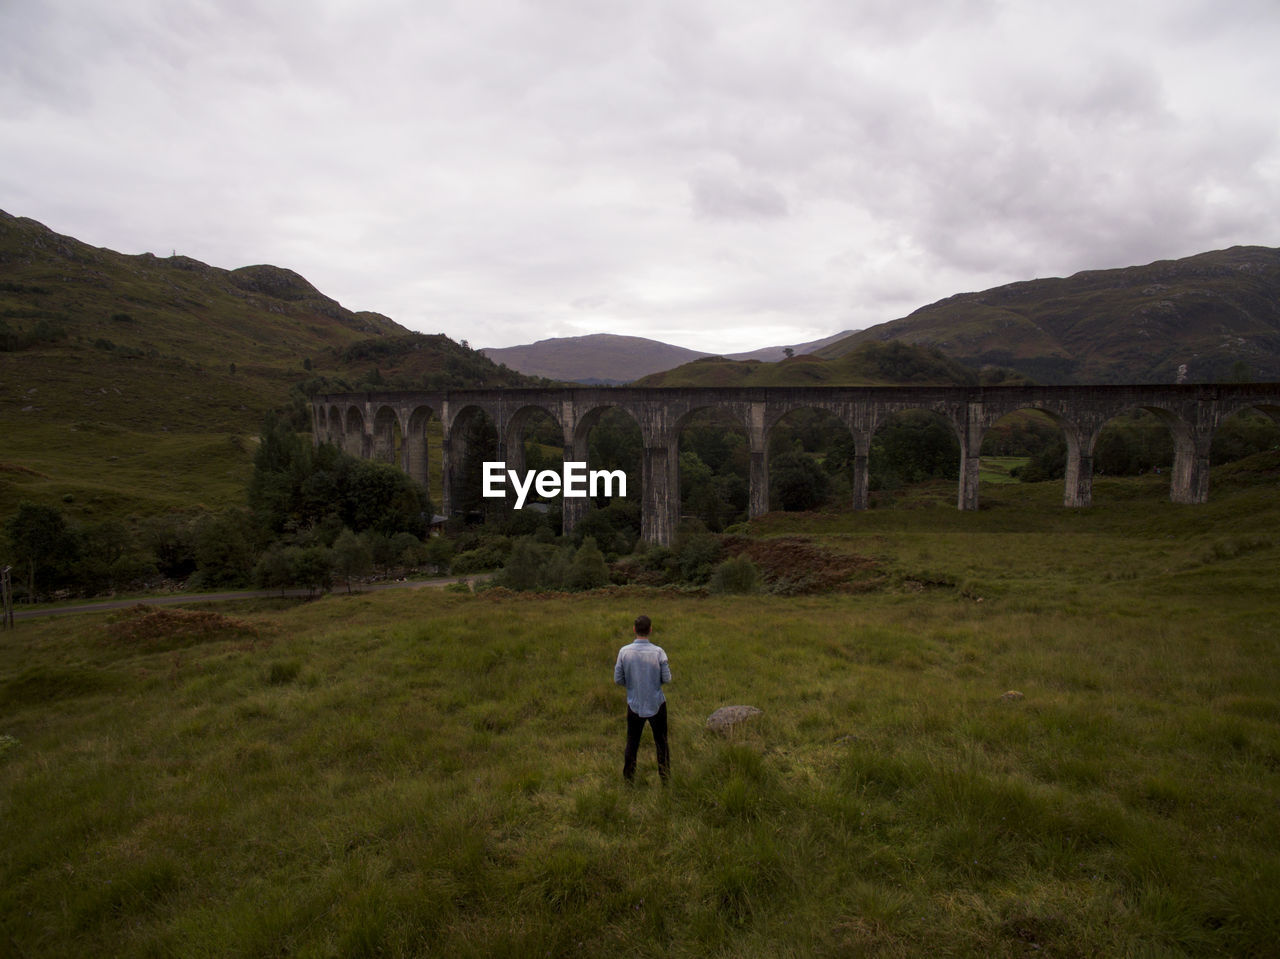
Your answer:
614;637;671;718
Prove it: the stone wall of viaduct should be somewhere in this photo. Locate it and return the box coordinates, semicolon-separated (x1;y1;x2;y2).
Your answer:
312;383;1280;545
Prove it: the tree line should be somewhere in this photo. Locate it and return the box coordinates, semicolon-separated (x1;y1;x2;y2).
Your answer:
3;416;438;602
5;405;1276;602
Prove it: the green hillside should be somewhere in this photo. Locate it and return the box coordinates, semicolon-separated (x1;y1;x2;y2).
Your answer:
817;246;1280;384
633;340;1022;388
0;211;538;520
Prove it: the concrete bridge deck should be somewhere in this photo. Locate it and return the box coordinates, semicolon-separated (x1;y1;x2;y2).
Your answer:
313;383;1280;545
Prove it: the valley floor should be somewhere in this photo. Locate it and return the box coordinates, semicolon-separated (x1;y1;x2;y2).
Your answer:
2;476;1278;957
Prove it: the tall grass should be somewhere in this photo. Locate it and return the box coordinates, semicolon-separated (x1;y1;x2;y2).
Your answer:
2;479;1279;956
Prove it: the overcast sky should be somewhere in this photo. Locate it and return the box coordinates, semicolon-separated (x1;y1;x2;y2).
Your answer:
3;0;1278;354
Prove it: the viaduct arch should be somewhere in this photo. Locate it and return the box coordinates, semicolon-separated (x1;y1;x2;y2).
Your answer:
312;383;1280;546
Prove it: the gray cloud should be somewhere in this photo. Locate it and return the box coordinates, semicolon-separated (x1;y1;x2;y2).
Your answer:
1;0;1277;353
689;168;789;220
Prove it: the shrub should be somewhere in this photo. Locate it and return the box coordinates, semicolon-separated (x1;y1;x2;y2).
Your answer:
450;537;511;575
423;536;454;575
709;556;762;594
567;536;609;591
495;537;547;591
672;525;723;585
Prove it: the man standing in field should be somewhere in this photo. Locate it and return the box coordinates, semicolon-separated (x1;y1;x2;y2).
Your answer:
614;614;671;784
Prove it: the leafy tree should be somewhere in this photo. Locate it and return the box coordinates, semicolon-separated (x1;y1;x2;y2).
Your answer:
333;528;373;592
769;409;849;459
76;519;149;593
249;414;313;535
770;451;831;511
390;531;426;567
248;417;431;540
822;434;859;483
587;408;643;504
1093;411;1171;475
289;546;335;595
1015;437;1066;483
339;458;430;535
572;499;640;556
870;412;960;490
498;506;552;538
253;546;294;593
452;411;500;516
980;412;1062;457
298;448;343;527
137;514;197;579
252;544;334;594
191;510;255;589
1211;409;1280;464
4;502;78;600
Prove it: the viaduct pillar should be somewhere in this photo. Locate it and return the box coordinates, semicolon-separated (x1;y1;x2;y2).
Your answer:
641;442;677;546
1063;434;1094;508
957;398;983;511
748;400;769;519
561;437;590;536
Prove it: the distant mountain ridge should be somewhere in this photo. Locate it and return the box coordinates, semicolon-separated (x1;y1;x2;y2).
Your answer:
481;334;708;384
503;246;1280;389
481;329;856;383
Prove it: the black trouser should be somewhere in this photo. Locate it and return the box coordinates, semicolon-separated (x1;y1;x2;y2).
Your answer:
624;702;669;783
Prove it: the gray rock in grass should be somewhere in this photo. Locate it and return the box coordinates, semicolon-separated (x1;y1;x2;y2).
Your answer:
706;705;763;735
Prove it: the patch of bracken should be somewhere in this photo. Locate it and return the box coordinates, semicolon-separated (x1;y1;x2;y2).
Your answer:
720;536;883;595
105;604;261;649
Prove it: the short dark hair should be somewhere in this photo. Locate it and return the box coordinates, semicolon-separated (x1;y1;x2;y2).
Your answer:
634;614;651;636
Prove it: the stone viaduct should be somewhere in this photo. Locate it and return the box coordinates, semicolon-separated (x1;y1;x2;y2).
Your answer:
312;383;1280;545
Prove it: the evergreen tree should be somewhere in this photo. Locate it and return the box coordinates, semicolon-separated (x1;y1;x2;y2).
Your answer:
568;536;609;590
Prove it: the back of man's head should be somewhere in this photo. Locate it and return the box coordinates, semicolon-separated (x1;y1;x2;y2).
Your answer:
634;614;651;637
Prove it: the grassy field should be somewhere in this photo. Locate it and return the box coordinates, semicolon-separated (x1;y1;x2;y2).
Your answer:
978;456;1027;485
2;473;1279;957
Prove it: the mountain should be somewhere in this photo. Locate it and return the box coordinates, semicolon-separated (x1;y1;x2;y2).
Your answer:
0;210;536;519
481;334;710;384
817;247;1280;384
0;210;535;432
481;329;858;383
